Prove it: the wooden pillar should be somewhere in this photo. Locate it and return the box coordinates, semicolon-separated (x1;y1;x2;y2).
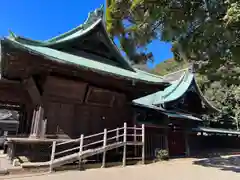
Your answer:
40;119;47;138
24;77;45;138
34;107;40;135
164;128;169;152
185;130;190;157
29;106;46;138
38;106;45;137
30;109;37;137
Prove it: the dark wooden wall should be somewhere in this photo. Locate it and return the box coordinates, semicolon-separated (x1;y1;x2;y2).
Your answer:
42;76;132;138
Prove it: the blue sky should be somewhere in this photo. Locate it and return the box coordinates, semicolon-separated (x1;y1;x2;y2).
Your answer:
0;0;173;68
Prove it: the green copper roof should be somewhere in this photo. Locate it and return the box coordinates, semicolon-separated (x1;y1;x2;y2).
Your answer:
4;38;168;85
162;111;202;121
8;6;134;72
133;68;219;112
10;19;102;47
192;127;240;135
133;69;193;106
154;71;193;104
134;102;202;122
8;6;105;46
46;7;104;43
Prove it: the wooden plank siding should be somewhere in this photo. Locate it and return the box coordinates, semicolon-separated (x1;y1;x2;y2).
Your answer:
41;76;132;139
1;44;164;99
43;76;87;104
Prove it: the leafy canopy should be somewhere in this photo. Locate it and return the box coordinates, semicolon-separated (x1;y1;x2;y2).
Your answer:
106;0;240;82
153;57;240;129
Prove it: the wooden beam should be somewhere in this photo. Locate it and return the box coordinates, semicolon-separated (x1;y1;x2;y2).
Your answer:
23;77;42;106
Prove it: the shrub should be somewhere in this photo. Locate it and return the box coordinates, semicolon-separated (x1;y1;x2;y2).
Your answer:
156;149;169;161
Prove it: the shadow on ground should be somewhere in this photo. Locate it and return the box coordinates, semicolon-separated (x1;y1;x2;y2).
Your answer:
193;155;240;173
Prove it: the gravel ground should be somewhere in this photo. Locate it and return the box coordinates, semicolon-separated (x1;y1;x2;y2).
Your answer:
2;157;240;180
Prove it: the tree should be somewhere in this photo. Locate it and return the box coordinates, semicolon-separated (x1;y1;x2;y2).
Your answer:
197;75;240;129
152;57;240;129
106;0;240;83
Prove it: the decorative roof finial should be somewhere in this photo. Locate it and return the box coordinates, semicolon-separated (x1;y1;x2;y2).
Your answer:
83;5;104;28
8;30;17;39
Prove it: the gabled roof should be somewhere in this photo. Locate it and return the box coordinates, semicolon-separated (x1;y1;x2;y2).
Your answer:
133;69;190;106
133;68;219;112
45;6;107;44
162;68;188;82
2;38;169;85
7;6;134;71
1;6;170;87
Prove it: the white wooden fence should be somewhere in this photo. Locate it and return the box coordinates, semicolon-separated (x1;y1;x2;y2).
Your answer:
49;122;145;172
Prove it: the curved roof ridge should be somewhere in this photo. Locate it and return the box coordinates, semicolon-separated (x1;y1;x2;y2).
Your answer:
162;71;188;99
162;67;189;79
162;67;189;82
46;5;104;43
8;6;104;47
193;77;221;112
134;68;163;79
8;6;134;71
98;19;134;69
132;70;194;107
8;20;101;47
153;70;194;105
8;36;47;46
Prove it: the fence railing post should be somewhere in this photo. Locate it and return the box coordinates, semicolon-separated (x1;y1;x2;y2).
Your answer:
116;127;119;153
134;125;137;156
49;141;56;173
142;124;145;164
79;134;84;170
122;122;127;166
116;127;119;142
101;129;107;168
102;129;107;168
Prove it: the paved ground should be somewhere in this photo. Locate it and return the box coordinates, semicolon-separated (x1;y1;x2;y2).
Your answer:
0;153;20;170
2;156;240;180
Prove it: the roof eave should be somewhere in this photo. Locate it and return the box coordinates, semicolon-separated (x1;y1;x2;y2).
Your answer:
1;38;169;87
193;77;221;112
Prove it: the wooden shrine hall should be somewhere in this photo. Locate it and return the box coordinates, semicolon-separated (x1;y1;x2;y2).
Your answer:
0;7;169;141
0;7;170;164
0;6;239;167
133;68;240;157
